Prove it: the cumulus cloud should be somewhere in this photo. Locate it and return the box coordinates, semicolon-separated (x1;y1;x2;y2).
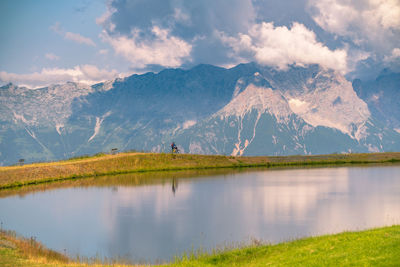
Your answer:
51;22;96;47
99;0;256;37
45;53;60;61
384;48;400;62
100;26;192;69
309;0;400;34
95;6;116;32
0;65;119;88
96;0;256;69
90;0;398;74
308;0;400;54
391;48;400;58
220;22;348;73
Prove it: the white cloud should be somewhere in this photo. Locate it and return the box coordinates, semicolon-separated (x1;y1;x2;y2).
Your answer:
95;6;116;32
96;0;256;69
173;8;191;24
101;26;192;69
50;22;96;47
392;48;400;57
98;49;108;55
220;22;348;73
65;32;96;47
50;22;63;34
308;0;400;52
0;65;120;88
384;48;400;62
45;53;60;61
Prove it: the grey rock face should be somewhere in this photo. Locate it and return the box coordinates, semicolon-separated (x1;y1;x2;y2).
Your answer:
1;64;399;165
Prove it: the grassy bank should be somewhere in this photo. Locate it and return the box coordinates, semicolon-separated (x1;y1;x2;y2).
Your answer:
0;229;127;267
1;152;400;189
1;225;399;266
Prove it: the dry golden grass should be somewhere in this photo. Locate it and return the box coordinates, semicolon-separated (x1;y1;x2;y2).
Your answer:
0;230;68;264
0;230;143;266
1;152;400;190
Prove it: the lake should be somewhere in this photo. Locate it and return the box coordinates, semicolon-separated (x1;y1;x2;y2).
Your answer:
0;165;399;263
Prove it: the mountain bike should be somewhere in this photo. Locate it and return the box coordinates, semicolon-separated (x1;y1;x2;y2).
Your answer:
172;147;180;154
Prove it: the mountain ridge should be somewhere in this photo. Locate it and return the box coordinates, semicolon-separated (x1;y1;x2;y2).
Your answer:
0;63;399;165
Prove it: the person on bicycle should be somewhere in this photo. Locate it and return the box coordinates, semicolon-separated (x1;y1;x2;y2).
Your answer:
171;142;178;153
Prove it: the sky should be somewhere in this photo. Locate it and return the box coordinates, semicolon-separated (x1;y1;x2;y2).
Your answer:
0;0;399;88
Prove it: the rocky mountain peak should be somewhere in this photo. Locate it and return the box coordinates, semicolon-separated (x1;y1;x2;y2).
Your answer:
0;63;399;165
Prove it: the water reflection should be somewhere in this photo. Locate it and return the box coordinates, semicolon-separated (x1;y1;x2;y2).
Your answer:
0;168;248;198
0;166;399;263
172;178;178;195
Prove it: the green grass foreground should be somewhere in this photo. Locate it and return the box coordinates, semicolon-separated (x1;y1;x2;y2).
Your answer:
1;152;400;189
0;225;399;266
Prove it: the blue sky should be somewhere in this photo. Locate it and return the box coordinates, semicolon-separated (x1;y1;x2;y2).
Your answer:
1;1;105;71
1;0;399;87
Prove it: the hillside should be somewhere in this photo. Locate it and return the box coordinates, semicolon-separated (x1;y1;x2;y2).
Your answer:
1;152;400;189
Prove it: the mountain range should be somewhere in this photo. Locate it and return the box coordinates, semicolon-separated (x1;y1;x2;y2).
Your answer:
1;63;399;165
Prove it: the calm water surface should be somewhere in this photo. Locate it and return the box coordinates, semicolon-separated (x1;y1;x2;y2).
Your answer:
1;166;400;263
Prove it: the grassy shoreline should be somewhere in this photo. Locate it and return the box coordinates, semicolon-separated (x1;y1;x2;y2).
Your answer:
1;152;400;190
1;225;399;266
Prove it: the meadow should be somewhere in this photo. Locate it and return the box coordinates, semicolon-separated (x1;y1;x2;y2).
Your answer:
1;225;399;266
1;152;400;189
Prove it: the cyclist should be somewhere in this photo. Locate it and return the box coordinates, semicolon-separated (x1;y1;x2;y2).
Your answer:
171;142;178;153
